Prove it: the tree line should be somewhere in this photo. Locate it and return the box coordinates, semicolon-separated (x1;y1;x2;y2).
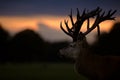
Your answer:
0;22;120;63
91;22;120;55
0;25;69;63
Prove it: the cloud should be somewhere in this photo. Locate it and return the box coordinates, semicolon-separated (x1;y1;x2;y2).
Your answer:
38;23;71;42
0;14;118;43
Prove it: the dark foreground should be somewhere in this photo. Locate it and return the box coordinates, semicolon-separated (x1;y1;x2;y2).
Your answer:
0;63;87;80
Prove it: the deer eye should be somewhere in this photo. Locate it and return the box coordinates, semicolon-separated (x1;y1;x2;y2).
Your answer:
70;45;73;47
69;43;75;47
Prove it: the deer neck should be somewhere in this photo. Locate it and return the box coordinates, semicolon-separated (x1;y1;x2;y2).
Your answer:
77;38;90;56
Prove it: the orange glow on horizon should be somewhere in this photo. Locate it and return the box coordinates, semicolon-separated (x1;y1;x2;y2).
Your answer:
0;16;38;34
0;15;119;35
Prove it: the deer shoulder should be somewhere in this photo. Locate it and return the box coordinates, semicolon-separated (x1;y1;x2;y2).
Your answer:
59;7;120;80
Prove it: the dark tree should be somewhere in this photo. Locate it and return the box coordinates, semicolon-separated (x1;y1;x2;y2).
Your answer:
92;22;120;55
9;29;45;62
0;24;10;63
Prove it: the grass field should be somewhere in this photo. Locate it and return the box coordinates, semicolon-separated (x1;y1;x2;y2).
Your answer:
0;63;87;80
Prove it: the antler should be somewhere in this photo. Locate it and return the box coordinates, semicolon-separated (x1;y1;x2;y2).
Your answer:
83;9;117;36
60;7;116;42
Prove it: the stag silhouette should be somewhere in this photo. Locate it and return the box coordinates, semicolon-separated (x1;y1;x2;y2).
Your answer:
59;7;120;80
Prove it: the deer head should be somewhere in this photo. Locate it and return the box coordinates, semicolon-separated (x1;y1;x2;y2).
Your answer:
59;7;116;60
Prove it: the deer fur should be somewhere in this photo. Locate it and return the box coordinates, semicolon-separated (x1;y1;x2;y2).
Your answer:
59;7;119;80
60;37;120;80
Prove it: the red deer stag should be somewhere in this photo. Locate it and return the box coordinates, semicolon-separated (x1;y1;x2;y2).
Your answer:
59;7;120;80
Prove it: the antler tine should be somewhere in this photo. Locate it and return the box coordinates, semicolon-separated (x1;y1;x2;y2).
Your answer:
100;10;117;21
60;22;73;37
83;9;117;36
82;8;86;17
97;25;100;36
73;7;102;39
71;7;103;41
60;7;116;42
108;9;117;17
64;20;73;33
77;8;81;20
87;18;90;30
107;10;117;19
81;7;102;20
101;11;105;17
69;9;75;27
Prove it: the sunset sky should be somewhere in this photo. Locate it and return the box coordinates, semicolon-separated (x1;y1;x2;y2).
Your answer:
0;0;120;43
